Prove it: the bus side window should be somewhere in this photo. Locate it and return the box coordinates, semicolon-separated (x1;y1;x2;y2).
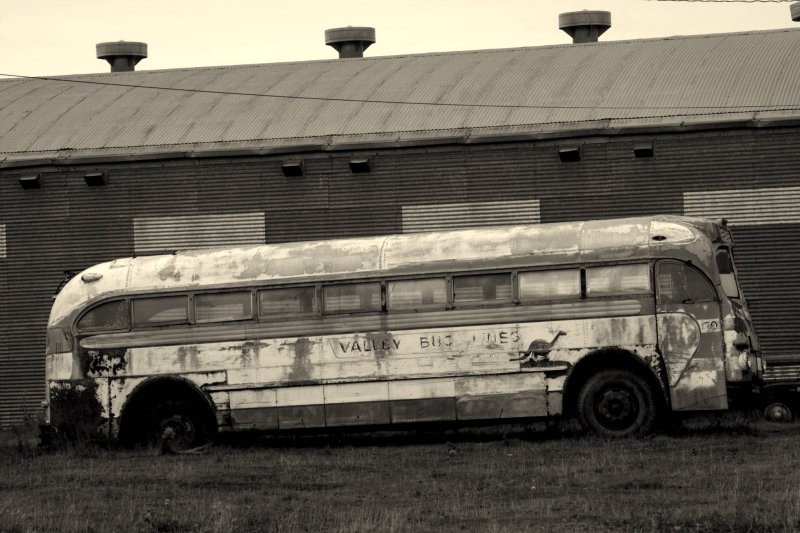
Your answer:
132;296;189;326
586;264;650;297
518;269;580;301
716;248;740;299
453;274;512;304
77;299;129;331
323;283;382;313
259;286;317;316
657;262;716;305
195;292;252;323
387;278;447;311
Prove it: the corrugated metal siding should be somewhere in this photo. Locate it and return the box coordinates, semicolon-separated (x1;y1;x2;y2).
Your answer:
725;225;800;359
1;172;71;427
680;181;800;359
134;213;266;254
764;362;800;383
684;186;800;225
0;224;5;258
0;261;11;428
402;200;540;233
4;29;800;161
1;127;799;426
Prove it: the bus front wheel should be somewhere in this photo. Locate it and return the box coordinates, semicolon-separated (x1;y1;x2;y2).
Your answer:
148;400;208;452
577;369;658;437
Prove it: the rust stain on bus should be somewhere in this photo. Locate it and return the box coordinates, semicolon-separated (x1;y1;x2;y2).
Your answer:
86;348;128;377
238;340;258;367
285;337;318;383
176;345;201;371
157;258;181;282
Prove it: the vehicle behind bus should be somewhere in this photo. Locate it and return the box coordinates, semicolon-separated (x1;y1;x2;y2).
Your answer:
42;216;764;447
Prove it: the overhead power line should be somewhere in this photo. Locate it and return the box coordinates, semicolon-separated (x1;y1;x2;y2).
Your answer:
649;0;795;3
652;0;794;3
1;72;799;112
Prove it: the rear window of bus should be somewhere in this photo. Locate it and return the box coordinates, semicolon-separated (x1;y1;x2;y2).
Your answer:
77;300;129;331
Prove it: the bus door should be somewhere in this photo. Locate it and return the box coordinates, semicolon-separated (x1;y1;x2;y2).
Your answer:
655;260;727;410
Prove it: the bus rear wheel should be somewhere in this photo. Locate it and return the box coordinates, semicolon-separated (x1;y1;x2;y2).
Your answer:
148;400;208;452
577;369;658;437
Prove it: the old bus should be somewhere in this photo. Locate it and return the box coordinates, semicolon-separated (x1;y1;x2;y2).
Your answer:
43;215;763;447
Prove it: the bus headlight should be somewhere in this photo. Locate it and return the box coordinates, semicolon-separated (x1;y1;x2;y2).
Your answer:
739;352;750;371
747;353;763;377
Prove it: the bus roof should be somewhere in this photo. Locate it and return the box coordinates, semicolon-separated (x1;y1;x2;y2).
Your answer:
50;215;719;325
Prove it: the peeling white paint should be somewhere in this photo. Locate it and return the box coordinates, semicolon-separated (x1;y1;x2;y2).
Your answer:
388;378;455;400
115;316;659;393
230;389;277;410
658;313;702;387
277;385;324;407
670;364;727;411
325;382;389;404
45;353;72;381
455;373;544;396
50;216;709;327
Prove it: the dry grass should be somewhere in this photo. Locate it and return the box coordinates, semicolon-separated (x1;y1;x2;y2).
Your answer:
2;416;800;532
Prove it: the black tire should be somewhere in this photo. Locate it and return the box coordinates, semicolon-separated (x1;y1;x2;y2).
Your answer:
577;369;659;438
148;400;209;452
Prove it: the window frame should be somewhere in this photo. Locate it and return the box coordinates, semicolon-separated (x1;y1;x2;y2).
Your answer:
193;289;255;325
257;284;320;319
715;246;741;300
451;271;514;308
75;298;132;334
656;259;719;305
584;263;653;298
75;259;688;333
386;277;449;313
321;281;385;315
131;294;191;328
517;268;582;303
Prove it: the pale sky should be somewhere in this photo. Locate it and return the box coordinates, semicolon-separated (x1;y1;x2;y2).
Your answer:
1;0;797;77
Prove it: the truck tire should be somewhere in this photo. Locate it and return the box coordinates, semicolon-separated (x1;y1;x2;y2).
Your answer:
577;369;659;437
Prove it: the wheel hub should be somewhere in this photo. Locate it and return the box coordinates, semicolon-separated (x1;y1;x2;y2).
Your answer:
596;389;638;428
159;414;196;448
763;402;793;423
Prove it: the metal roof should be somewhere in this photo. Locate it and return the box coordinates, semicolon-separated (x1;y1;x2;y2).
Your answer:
3;29;800;164
49;215;712;326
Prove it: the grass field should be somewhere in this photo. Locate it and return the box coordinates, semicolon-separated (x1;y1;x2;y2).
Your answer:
2;416;800;532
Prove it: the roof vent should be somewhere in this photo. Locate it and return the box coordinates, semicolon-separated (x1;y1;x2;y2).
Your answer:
325;27;376;58
96;41;148;72
792;2;800;21
559;11;611;44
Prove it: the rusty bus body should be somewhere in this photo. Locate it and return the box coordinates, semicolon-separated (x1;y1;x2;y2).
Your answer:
43;216;764;445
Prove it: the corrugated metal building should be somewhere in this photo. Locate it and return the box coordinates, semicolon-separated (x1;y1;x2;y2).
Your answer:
1;27;799;426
